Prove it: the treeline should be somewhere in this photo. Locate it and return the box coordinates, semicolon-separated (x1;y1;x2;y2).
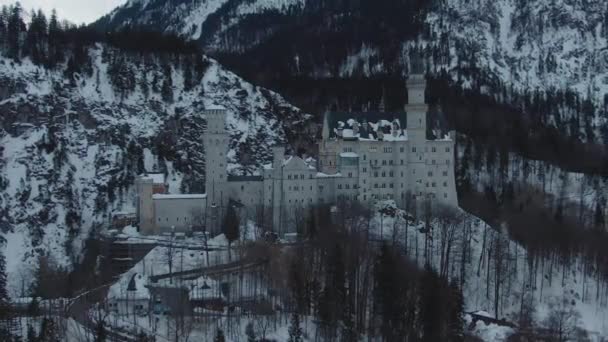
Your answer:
263;205;466;341
0;3;202;68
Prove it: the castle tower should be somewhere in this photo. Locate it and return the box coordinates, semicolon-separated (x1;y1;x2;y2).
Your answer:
203;106;229;232
405;74;428;199
136;177;156;235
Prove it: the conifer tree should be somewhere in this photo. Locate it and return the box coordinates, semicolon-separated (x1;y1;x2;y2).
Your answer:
288;311;303;342
0;251;9;321
213;328;225;342
448;279;465;342
7;3;24;61
222;203;240;260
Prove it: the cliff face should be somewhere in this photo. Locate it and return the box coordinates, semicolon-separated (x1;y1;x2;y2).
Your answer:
0;44;311;294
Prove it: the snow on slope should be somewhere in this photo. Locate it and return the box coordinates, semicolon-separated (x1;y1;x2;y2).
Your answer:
370;201;608;338
0;45;310;296
101;0;305;42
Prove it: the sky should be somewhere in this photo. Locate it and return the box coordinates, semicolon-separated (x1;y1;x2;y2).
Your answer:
0;0;128;24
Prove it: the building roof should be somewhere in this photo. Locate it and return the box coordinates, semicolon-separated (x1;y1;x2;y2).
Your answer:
324;111;408;141
152;194;207;200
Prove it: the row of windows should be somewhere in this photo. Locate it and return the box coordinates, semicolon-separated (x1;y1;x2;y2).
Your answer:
428;171;450;177
425;181;449;188
287;174;313;180
288;185;314;191
337;184;359;190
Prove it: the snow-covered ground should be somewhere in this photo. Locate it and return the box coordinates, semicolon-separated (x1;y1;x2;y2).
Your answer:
368;201;608;339
0;45;310;297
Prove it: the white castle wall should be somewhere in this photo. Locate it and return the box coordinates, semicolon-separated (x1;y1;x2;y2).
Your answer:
135;74;459;235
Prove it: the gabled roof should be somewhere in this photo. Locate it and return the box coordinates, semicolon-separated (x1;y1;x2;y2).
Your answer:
283;156;315;171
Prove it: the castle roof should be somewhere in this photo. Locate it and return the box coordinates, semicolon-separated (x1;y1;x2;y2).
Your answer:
324;111;408;141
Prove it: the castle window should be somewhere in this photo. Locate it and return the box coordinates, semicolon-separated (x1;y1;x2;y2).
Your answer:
389;160;393;165
432;182;436;187
301;174;305;180
428;171;433;177
288;175;292;180
444;193;448;198
446;160;451;165
389;171;394;177
432;160;436;165
446;147;450;152
319;186;324;192
401;160;404;165
363;195;367;201
374;172;378;177
419;156;422;161
338;184;342;189
345;184;350;189
432;147;436;153
389;183;394;188
374;184;378;189
158;218;161;222
443;182;448;187
241;185;244;191
426;182;429;188
310;186;313;190
177;217;179;222
413;170;415;174
381;172;386;177
309;174;313;179
400;147;404;153
362;167;367;173
443;171;448;176
363;155;366;161
348;172;352;178
382;183;386;188
382;160;387;166
412;147;416;152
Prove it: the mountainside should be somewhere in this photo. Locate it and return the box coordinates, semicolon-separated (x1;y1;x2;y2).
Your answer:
0;43;311;295
98;0;608;154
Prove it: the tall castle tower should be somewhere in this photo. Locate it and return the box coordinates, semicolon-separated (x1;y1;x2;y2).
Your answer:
406;73;428;198
203;106;229;231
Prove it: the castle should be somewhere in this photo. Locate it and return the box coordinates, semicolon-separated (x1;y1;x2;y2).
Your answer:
136;74;458;235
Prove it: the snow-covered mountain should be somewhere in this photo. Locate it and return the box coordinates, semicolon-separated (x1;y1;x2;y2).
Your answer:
0;44;311;295
97;0;608;144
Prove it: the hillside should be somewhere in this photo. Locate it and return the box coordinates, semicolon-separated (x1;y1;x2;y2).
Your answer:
0;38;312;295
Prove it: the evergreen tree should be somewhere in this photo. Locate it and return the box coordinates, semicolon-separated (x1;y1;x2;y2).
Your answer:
447;279;465;342
183;57;195;91
47;9;63;67
161;64;174;102
0;251;9;321
213;328;225;342
94;319;106;342
288;311;303;342
38;317;57;342
222;203;240;260
245;321;256;342
7;3;25;61
26;324;36;342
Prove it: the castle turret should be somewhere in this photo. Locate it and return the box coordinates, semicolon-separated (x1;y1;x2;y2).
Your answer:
136;177;156;235
405;74;428;199
272;146;286;170
203;106;229;231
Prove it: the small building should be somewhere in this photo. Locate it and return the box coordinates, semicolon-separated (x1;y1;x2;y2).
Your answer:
107;273;150;317
112;212;137;229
